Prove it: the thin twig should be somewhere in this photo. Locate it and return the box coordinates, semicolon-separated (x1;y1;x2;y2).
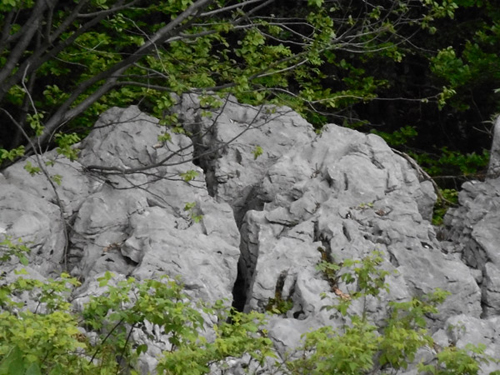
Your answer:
391;148;457;207
0;108;71;271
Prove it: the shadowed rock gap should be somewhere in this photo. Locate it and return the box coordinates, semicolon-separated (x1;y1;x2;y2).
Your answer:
180;111;262;313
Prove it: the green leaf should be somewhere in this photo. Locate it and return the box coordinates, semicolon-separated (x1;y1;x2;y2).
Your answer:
180;170;199;182
136;344;148;355
184;202;196;211
19;256;29;266
308;0;323;7
23;161;41;176
0;346;24;375
51;175;62;186
25;362;41;375
251;145;263;160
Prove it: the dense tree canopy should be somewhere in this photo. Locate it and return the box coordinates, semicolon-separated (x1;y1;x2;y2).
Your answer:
354;0;500;183
0;0;476;171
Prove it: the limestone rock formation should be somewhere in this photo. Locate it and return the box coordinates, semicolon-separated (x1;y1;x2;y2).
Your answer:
0;94;498;373
445;177;500;319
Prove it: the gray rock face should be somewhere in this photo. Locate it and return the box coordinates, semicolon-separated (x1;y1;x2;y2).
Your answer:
0;95;497;373
487;115;500;177
445;178;500;318
0;180;66;276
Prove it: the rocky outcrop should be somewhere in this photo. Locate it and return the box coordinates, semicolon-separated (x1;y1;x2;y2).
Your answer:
445;177;500;319
0;94;498;373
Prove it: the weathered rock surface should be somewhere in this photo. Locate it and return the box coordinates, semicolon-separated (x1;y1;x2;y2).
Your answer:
445;177;500;319
0;94;498;373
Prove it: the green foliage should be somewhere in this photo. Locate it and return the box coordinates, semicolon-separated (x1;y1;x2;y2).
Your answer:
157;306;274;374
265;296;293;315
0;236;30;266
0;146;24;163
180;170;199;182
0;268;87;375
51;174;63;186
433;188;459;226
0;0;465;168
412;148;489;177
379;288;451;369
85;273;273;375
55;133;81;162
289;251;497;374
289;252;391;373
429;0;500;111
0;239;272;375
436;148;489;176
22;161;41;176
318;251;391;317
26;113;44;137
307;0;323;7
184;201;203;223
251;145;263;160
0;239;498;374
372;125;418;147
1;0;492;192
432;47;472;89
356;201;374;210
288;321;379;374
419;343;500;374
316;259;341;287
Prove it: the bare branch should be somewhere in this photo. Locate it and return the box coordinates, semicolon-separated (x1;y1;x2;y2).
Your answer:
200;0;268;17
0;0;108;102
0;0;48;88
0;8;15;55
49;0;91;44
0;107;71;271
391;148;457;207
29;0;215;151
76;0;140;19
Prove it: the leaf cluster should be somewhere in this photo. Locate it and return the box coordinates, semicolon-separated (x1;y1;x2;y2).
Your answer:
1;239;499;375
0;238;272;375
289;251;499;374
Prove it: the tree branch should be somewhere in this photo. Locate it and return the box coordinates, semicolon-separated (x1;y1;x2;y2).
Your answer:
200;0;267;17
0;8;15;55
0;0;48;89
0;108;71;271
0;0;106;102
28;0;215;151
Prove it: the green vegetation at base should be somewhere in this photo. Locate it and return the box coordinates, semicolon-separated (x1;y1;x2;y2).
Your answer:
1;239;498;374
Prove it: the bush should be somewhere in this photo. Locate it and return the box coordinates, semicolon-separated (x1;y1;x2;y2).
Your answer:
0;239;272;375
0;239;498;374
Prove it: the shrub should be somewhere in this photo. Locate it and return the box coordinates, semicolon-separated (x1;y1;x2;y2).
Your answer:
1;239;498;374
